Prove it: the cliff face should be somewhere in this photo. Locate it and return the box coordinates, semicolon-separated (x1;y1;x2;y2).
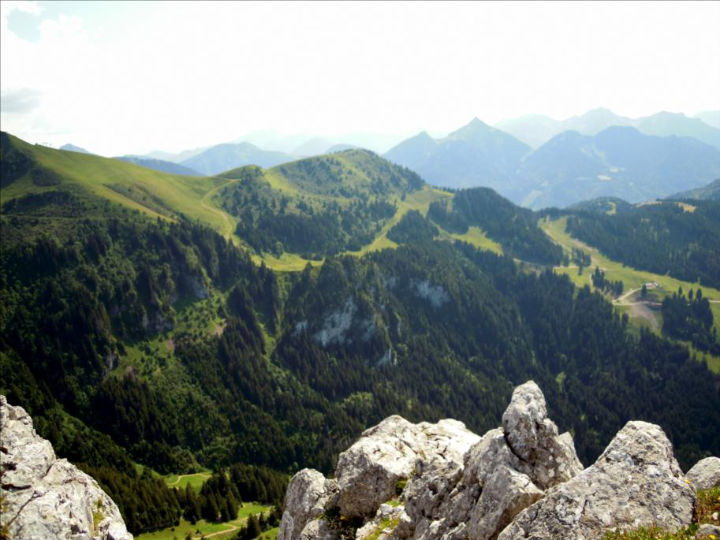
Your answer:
0;395;132;540
279;381;706;540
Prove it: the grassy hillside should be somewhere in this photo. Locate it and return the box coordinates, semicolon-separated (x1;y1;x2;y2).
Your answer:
1;133;515;270
1;132;229;229
541;216;720;306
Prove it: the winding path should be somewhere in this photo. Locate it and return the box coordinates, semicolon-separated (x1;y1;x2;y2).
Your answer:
200;180;240;240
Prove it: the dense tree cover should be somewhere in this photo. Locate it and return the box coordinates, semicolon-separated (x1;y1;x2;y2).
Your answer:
231;508;281;540
662;289;719;354
386;210;438;244
219;166;397;257
428;187;563;264
0;131;34;187
2;186;720;536
570;247;591;270
566;201;720;288
276;244;720;468
567;197;633;215
273;150;424;197
591;266;624;297
175;466;286;529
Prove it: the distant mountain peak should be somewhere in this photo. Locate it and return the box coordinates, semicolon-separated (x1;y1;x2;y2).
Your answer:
412;131;435;141
60;143;91;154
447;117;496;141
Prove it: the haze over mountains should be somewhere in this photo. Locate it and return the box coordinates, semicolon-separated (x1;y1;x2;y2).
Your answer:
57;108;720;210
496;108;720;149
384;118;720;209
384;118;530;193
178;142;297;176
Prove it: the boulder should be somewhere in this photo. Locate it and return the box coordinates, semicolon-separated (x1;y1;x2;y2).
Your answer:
687;456;720;490
278;468;338;540
0;395;133;540
335;415;480;518
498;421;695;540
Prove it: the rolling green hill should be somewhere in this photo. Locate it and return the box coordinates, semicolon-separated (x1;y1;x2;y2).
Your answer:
1;132;227;227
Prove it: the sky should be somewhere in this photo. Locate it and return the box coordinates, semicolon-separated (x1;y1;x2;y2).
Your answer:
1;1;719;156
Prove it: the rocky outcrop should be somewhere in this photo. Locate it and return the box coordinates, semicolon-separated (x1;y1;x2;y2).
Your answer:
335;416;480;519
400;381;583;540
279;380;705;540
687;456;720;490
278;416;480;540
0;395;133;540
279;381;582;540
497;421;695;540
277;469;338;540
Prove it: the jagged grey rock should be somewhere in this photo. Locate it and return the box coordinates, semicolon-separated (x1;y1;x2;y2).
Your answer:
687;456;720;490
335;415;480;518
298;518;337;540
278;469;338;540
498;421;695;540
278;381;698;540
0;395;133;540
404;381;582;540
501;380;584;489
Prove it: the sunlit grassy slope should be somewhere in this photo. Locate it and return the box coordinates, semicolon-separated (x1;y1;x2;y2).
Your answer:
136;502;271;540
540;216;720;305
3;134;231;231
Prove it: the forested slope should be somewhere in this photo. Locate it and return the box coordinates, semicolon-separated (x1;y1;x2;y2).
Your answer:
566;200;720;289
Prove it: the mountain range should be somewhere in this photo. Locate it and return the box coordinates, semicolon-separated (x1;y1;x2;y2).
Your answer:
496;108;720;149
178;142;297;175
384;118;530;193
385;120;720;209
666;178;720;201
56;107;714;209
115;155;201;176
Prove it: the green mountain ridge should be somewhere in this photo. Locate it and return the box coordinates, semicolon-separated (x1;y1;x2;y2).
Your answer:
666;178;720;201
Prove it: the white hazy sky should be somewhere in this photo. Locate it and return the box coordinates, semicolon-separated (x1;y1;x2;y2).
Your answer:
1;1;719;156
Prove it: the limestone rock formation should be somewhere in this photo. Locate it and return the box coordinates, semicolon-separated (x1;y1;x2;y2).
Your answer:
278;381;699;540
497;421;695;540
335;416;480;518
0;395;133;540
279;415;480;540
402;381;582;540
279;381;581;540
687;456;720;490
277;468;338;540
